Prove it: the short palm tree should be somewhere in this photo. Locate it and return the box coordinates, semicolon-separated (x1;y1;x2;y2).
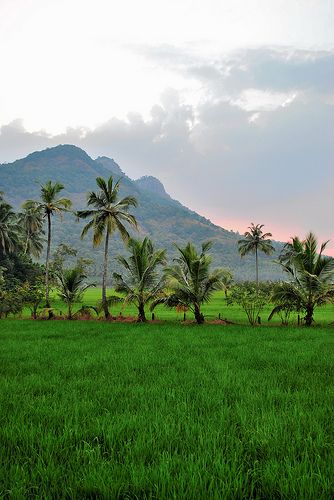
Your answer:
0;194;19;255
238;223;274;287
155;241;224;324
274;232;334;326
25;181;72;309
77;176;138;318
56;267;95;319
18;202;45;257
221;268;233;299
113;237;166;322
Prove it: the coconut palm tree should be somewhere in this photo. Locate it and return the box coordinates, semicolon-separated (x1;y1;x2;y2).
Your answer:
18;202;45;257
0;193;19;255
273;232;334;326
221;268;233;299
113;237;166;322
25;181;72;309
77;176;138;318
56;267;95;319
154;241;223;324
238;223;275;287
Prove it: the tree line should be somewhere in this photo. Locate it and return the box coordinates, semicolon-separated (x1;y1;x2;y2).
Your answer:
1;176;334;326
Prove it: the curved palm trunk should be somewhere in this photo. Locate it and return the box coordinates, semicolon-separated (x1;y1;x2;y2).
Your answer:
45;212;52;318
194;303;204;324
24;233;30;255
102;231;110;318
67;303;73;320
305;303;314;327
255;245;259;289
137;300;146;322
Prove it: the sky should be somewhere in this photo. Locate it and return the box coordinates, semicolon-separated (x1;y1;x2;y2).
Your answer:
0;0;333;252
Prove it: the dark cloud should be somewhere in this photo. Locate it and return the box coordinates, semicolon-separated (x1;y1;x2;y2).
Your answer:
136;44;334;97
222;48;334;95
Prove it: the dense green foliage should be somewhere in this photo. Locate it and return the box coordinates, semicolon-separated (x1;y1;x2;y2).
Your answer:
113;237;167;322
0;192;19;254
155;241;225;324
275;232;334;326
0;321;333;498
228;282;268;325
56;268;95;319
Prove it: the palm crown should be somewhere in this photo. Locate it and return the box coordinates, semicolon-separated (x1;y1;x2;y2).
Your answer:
160;241;224;324
113;237;166;322
275;232;334;326
238;223;274;286
77;176;138;318
0;194;19;255
78;177;137;245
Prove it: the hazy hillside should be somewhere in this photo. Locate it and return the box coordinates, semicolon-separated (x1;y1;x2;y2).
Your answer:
0;144;283;280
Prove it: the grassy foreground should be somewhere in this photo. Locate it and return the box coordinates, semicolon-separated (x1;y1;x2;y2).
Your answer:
0;321;333;498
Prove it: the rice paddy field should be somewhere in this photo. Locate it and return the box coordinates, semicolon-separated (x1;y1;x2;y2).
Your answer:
23;288;334;325
1;291;334;498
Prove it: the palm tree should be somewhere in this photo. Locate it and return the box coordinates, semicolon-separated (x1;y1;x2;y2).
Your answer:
238;223;274;287
18;202;45;258
221;268;233;299
273;232;334;326
113;237;166;322
77;176;138;318
26;181;72;309
155;241;223;324
0;193;19;255
56;267;95;319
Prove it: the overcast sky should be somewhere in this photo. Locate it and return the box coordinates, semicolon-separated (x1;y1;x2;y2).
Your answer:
1;0;333;252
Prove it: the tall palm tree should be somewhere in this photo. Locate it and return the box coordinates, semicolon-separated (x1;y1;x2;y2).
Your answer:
113;237;166;322
0;193;19;256
238;223;274;287
154;241;223;324
18;202;45;257
273;232;334;326
26;181;72;309
77;176;138;318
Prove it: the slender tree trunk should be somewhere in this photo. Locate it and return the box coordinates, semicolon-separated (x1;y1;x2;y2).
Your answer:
68;302;72;320
255;246;259;289
194;303;204;324
137;300;146;322
305;303;313;327
45;212;53;318
24;234;29;255
102;231;110;319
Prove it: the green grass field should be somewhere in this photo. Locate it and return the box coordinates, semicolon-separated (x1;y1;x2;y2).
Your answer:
21;287;334;326
1;320;333;498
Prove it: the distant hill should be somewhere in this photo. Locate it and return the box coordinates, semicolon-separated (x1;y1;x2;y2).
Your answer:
0;144;283;280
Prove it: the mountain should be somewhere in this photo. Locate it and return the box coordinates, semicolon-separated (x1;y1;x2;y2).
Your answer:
0;144;282;280
135;176;170;199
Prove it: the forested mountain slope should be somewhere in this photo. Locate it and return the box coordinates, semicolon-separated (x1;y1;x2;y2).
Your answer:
0;144;283;280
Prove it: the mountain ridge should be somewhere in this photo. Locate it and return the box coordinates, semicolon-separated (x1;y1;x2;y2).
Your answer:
0;144;282;280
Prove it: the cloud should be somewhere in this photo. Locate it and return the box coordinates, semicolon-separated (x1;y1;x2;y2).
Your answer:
1;46;333;251
136;45;334;105
221;48;334;95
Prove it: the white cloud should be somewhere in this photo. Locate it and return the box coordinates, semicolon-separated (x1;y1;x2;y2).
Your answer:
231;89;297;112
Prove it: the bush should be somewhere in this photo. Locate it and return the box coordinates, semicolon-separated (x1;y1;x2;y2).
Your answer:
228;282;267;325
